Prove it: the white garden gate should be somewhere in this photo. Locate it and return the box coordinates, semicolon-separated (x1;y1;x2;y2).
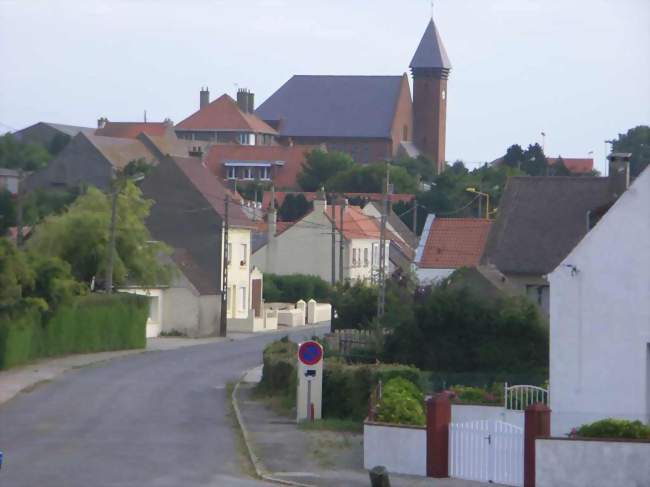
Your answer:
449;419;523;486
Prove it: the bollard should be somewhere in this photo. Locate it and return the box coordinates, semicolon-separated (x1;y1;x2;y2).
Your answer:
369;465;391;487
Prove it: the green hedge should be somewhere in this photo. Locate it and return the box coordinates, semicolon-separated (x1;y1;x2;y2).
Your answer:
576;418;650;440
258;338;424;421
263;274;331;303
376;377;425;426
0;293;148;370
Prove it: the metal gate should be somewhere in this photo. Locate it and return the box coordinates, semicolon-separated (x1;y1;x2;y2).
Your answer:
449;420;523;486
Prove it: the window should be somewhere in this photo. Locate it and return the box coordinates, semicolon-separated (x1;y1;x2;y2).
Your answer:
227;167;236;180
238;133;250;145
243;167;253;180
240;243;247;265
238;286;247;312
364;248;369;267
227;243;232;266
372;243;379;267
352;248;357;267
260;167;271;180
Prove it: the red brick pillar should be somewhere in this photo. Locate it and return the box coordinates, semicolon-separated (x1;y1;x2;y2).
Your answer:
524;403;551;487
426;394;451;477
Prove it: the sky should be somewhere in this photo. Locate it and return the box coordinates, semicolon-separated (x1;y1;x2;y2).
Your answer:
0;0;648;173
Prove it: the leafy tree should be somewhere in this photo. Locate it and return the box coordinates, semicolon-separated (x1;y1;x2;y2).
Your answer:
0;134;51;171
27;182;172;287
22;188;79;225
278;193;312;221
48;133;71;156
23;253;85;311
610;125;650;178
298;150;355;191
327;164;419;194
548;156;572;176
393;155;436;182
331;280;377;330
503;144;525;170
0;190;16;235
520;143;548;176
0;238;33;309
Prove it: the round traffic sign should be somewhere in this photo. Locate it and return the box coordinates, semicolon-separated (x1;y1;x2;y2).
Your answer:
298;341;323;366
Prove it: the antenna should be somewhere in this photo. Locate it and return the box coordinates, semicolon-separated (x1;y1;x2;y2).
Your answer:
430;0;434;19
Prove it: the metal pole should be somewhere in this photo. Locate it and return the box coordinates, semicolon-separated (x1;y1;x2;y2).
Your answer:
15;169;24;248
331;196;336;285
377;165;389;318
105;175;118;294
219;195;230;337
339;199;344;282
412;197;417;235
307;379;312;422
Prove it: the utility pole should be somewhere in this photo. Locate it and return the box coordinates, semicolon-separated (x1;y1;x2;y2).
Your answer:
219;194;230;337
15;169;24;248
377;164;389;318
105;172;119;294
339;198;345;282
331;195;336;285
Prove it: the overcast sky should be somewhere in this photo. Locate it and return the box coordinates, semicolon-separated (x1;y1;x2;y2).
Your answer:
1;0;648;172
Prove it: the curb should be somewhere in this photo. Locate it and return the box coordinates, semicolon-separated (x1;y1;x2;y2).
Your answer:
231;367;316;487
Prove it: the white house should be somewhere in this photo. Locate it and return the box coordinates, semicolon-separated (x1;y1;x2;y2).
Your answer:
414;215;492;283
252;194;389;283
548;166;650;436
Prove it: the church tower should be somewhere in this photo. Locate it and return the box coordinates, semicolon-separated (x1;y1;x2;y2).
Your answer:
410;19;451;174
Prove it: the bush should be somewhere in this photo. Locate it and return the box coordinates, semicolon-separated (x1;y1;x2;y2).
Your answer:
376;377;425;426
576;419;650;440
444;384;501;405
258;337;298;400
331;281;377;330
263;274;331;303
0;293;148;370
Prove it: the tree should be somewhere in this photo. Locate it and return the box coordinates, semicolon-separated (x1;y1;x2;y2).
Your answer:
327;164;419;194
502;144;525;170
611;125;650;178
0;134;51;171
393;155;436;182
48;133;71;156
27;182;172;288
0;190;16;235
298;150;355;191
548;156;572;176
520;143;548;176
0;238;33;310
278;193;311;221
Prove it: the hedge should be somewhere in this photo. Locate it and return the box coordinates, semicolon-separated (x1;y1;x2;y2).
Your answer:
263;274;331;303
575;418;650;440
0;293;149;370
258;338;424;421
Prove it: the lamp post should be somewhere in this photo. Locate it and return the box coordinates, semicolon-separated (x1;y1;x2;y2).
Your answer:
465;187;490;219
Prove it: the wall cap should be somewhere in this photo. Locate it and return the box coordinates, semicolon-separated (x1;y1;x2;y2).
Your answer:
537;436;650;444
364;420;426;431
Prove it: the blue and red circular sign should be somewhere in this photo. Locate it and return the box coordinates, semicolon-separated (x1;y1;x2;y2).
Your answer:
298;341;323;366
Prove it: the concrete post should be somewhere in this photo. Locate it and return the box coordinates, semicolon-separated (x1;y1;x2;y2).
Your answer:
426;394;451;478
307;299;317;325
296;300;306;325
524;403;551;487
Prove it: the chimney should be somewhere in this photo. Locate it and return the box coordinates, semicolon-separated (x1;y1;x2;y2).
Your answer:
247;91;255;113
607;152;631;198
200;87;210;109
97;117;108;129
237;88;249;113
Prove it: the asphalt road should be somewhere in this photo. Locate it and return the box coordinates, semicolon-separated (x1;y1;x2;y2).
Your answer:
0;326;328;487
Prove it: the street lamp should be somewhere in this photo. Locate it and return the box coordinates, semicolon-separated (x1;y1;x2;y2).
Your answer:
466;187;490;219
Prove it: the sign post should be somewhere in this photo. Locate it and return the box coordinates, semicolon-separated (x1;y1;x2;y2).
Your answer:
297;340;324;422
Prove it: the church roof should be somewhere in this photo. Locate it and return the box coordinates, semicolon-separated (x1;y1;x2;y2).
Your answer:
256;75;406;138
409;19;451;71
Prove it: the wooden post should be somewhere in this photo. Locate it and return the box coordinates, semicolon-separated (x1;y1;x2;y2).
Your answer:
524;403;551;487
426;394;450;478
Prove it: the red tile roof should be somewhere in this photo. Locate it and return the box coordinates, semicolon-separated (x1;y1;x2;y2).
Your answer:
547;157;594;174
324;205;382;240
419;218;492;269
95;122;170;139
206;145;316;190
176;94;277;134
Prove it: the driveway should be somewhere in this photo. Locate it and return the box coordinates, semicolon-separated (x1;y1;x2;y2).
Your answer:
0;326;328;487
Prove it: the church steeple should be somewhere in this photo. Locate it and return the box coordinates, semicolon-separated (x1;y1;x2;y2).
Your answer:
410;19;452;75
410;19;452;174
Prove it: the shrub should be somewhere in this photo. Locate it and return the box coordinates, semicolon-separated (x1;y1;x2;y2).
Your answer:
0;293;148;370
263;274;331;303
376;377;425;426
331;281;377;330
258;337;298;400
576;419;650;440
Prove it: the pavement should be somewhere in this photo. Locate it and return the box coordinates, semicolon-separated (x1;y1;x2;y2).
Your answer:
0;325;328;487
234;369;497;487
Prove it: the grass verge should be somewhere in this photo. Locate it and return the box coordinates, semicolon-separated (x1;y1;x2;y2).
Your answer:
298;418;363;433
226;382;259;480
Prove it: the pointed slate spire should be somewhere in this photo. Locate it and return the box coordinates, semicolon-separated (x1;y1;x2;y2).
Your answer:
409;19;451;74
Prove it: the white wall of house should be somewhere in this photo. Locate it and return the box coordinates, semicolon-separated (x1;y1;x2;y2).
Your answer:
548;168;650;435
224;227;253;320
119;288;164;338
415;267;454;284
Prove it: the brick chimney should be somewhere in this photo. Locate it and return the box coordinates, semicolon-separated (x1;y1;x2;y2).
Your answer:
97;117;108;129
247;91;255;113
237;88;250;113
608;152;631;198
200;87;210;109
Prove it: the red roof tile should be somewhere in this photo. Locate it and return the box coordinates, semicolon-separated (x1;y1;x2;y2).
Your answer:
206;145;316;190
547;157;594;174
261;191;415;209
95;122;170;139
324;205;382;240
176;94;277;134
419;218;492;269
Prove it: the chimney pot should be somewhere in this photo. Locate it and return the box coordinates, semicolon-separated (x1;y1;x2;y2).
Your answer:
200;87;210;109
607;152;631;198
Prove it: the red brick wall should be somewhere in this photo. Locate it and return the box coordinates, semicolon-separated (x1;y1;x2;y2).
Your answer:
291;137;392;164
413;75;447;173
390;74;414;157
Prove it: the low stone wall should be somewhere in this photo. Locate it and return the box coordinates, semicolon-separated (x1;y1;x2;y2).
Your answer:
277;309;305;327
451;404;524;429
536;437;650;487
363;421;426;476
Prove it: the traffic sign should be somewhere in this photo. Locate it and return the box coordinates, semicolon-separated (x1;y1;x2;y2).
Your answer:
298;341;323;366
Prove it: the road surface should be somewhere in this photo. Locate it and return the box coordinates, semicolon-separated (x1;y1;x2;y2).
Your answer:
0;326;328;487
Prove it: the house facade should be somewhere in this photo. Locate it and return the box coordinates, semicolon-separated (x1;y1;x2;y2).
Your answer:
548;167;650;435
0;168;20;195
252;195;389;283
